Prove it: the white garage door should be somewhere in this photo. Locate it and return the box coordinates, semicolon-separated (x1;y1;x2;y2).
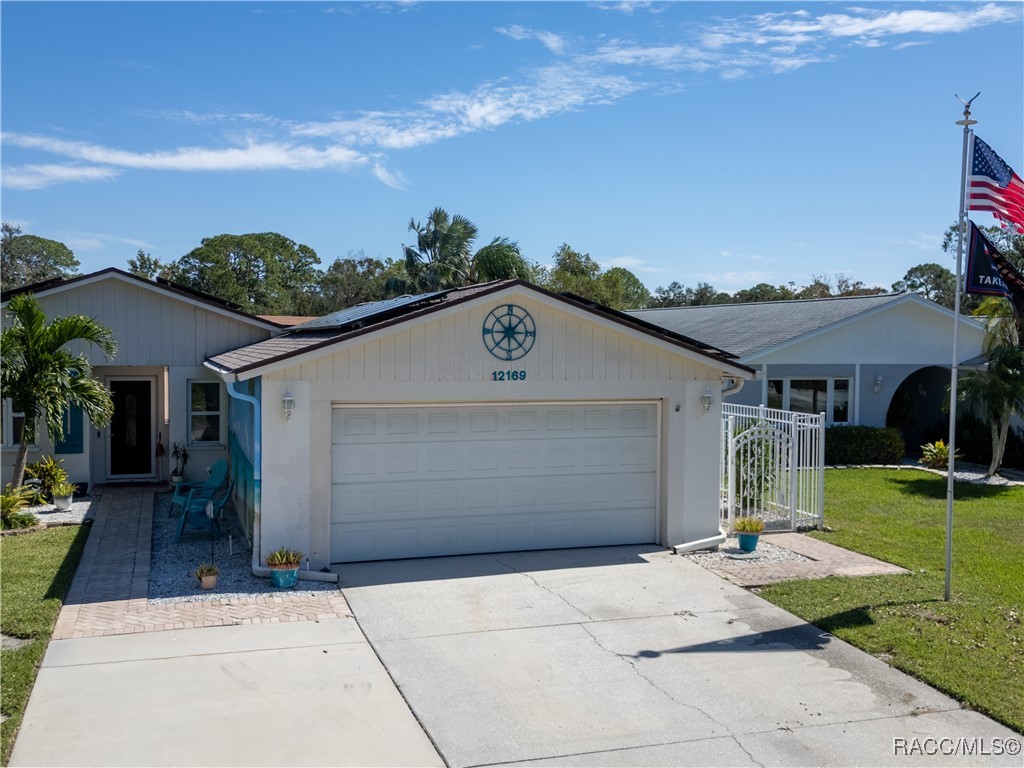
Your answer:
330;403;659;562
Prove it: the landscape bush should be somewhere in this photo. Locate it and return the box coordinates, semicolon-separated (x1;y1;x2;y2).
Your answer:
825;426;905;465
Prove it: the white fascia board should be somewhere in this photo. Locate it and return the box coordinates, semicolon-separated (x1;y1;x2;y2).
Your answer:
741;293;985;364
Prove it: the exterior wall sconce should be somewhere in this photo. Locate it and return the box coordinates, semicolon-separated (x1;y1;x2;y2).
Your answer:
282;389;296;421
874;375;883;393
699;387;715;414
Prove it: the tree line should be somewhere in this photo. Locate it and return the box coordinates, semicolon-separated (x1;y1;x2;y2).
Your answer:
2;214;1021;318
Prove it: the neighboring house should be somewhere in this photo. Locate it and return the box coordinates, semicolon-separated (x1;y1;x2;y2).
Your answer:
630;293;986;444
205;280;753;569
1;269;280;489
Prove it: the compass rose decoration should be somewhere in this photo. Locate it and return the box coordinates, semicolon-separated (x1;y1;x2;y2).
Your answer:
482;304;536;361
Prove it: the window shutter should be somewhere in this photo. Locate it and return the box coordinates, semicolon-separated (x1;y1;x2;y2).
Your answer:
55;404;84;454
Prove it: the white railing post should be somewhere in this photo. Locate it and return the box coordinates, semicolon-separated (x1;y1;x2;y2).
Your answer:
727;415;736;532
789;412;799;530
817;412;826;527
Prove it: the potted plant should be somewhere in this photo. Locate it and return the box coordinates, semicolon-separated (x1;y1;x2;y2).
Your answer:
264;546;303;589
195;563;219;590
734;516;766;553
50;479;77;512
169;441;191;486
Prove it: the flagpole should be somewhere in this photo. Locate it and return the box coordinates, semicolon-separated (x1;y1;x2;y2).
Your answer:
945;93;978;602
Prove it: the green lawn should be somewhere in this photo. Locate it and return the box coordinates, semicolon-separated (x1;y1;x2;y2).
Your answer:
1;525;88;766
758;468;1023;733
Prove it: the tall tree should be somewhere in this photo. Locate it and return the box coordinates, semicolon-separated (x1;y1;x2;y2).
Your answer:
401;208;479;291
957;343;1024;477
127;250;164;280
1;223;80;292
599;267;650;310
1;294;116;488
469;237;534;283
733;283;796;303
315;252;390;313
891;263;958;309
163;233;321;315
395;208;531;292
543;243;605;300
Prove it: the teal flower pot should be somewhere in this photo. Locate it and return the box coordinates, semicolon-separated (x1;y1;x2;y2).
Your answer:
270;566;299;589
737;532;760;553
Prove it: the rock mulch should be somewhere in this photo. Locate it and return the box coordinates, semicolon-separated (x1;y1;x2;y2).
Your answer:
148;491;337;604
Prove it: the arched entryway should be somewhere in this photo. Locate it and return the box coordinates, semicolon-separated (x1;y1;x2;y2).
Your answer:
885;366;951;453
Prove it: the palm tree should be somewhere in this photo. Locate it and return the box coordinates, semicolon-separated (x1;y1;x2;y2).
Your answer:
401;208;479;292
957;343;1024;477
469;237;533;283
1;294;117;487
395;208;532;293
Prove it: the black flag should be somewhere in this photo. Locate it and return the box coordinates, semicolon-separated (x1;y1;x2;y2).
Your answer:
965;220;1024;319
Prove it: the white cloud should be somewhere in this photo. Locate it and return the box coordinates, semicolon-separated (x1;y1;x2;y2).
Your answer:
605;255;666;273
497;25;567;55
593;1;664;16
4;3;1016;190
4;133;367;173
2;164;121;190
62;231;157;253
372;163;409;191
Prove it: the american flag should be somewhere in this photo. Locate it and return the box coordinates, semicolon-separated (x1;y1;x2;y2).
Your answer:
968;136;1024;232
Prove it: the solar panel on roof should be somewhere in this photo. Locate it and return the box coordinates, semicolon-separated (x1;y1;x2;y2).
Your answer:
289;290;447;331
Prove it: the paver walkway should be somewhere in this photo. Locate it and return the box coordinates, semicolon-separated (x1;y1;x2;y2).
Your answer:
52;487;350;640
701;531;908;587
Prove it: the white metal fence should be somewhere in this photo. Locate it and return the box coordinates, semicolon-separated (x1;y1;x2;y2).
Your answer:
721;404;826;532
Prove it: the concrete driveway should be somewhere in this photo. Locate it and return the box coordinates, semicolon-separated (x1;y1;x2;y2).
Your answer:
337;545;1020;768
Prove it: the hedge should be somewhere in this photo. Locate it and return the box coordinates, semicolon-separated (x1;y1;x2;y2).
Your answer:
825;426;906;465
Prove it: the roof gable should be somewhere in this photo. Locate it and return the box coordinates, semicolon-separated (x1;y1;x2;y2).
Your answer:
1;267;281;332
207;280;752;379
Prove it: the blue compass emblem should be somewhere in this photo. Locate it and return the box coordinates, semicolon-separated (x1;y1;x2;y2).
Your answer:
482;304;536;361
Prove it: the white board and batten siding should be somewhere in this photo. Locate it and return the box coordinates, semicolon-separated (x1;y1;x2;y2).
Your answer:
263;294;706;390
36;276;271;366
258;290;736;567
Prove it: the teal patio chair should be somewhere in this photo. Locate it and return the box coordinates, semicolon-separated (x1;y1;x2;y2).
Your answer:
175;477;234;542
169;459;228;517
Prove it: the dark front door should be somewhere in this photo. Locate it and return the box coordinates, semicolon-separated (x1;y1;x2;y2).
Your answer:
109;380;152;476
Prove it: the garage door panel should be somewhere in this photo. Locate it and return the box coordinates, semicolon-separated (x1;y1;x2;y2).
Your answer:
331;404;658;562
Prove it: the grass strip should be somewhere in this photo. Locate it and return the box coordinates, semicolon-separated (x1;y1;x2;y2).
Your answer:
1;525;88;765
757;468;1023;733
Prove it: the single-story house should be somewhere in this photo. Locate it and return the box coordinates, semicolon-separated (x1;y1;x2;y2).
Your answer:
3;272;753;570
630;293;986;444
204;281;754;568
1;268;280;489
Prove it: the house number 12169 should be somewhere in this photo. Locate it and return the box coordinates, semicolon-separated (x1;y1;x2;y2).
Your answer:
491;370;527;381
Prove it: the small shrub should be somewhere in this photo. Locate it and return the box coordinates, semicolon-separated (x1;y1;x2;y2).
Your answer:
825;426;905;465
49;479;77;498
24;455;69;499
264;547;303;567
1;485;38;530
734;516;766;533
920;439;961;469
195;563;219;578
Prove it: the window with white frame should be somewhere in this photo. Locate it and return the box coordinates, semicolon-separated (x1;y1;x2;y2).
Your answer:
1;400;29;447
188;381;223;445
767;378;852;424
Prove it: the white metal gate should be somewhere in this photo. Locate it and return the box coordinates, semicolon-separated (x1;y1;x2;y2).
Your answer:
721;404;825;531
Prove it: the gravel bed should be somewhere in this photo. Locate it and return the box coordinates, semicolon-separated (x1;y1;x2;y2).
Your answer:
148;492;337;604
25;495;99;526
680;536;810;568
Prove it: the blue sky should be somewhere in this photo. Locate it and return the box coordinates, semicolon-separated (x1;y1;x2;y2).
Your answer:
2;1;1022;294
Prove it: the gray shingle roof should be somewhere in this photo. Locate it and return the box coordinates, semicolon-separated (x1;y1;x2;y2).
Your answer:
628;294;905;358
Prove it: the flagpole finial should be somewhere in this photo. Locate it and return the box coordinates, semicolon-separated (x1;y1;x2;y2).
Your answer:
955;92;980;126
